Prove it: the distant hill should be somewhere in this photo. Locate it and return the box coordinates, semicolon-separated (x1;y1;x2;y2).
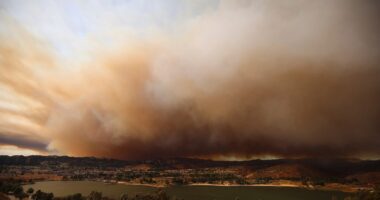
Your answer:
246;163;327;179
1;155;379;180
0;155;130;167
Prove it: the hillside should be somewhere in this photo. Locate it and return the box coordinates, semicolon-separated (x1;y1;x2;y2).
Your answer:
1;155;379;183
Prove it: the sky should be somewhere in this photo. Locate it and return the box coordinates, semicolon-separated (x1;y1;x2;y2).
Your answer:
0;0;380;160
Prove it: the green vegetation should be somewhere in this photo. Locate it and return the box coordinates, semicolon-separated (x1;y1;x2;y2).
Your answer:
0;179;28;200
31;190;54;200
27;188;35;195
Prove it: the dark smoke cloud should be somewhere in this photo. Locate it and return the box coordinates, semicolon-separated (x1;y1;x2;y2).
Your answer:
0;132;48;152
1;0;380;159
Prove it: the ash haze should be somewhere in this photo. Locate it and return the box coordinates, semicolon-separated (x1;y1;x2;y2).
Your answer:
0;0;380;160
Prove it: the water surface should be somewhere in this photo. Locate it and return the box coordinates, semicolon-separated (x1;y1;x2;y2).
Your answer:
24;181;348;200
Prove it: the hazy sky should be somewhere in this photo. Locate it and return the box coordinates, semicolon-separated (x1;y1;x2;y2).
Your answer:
0;0;379;160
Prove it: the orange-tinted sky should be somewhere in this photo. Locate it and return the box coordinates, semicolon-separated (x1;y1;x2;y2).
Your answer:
1;0;380;160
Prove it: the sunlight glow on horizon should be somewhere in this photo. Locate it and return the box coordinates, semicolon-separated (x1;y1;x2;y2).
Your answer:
0;145;45;156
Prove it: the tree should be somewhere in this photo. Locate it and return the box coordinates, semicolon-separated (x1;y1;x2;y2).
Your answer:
13;187;27;200
31;190;54;200
13;187;23;196
27;188;34;195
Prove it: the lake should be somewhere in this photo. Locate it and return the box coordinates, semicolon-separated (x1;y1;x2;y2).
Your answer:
24;181;349;200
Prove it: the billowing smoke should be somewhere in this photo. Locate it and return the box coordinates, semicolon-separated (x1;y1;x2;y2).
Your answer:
1;0;380;159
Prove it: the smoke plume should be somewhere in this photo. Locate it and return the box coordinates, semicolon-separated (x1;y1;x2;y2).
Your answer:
1;0;380;159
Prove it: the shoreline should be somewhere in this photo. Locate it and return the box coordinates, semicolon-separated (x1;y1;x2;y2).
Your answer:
188;183;301;188
117;182;301;188
116;181;166;188
115;181;362;192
